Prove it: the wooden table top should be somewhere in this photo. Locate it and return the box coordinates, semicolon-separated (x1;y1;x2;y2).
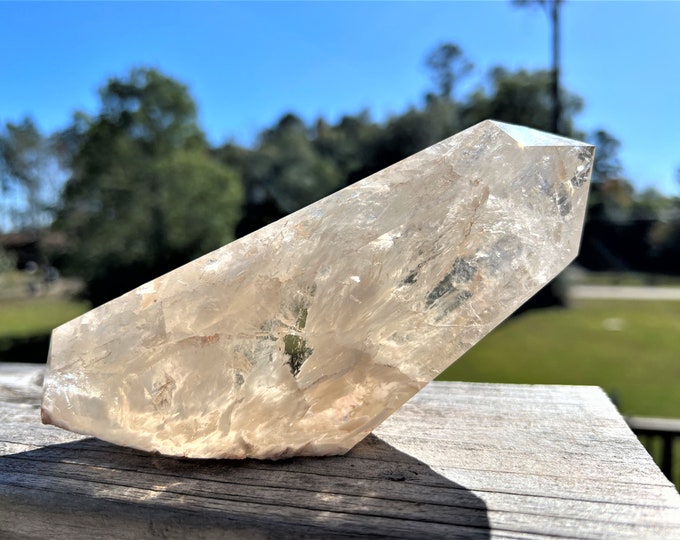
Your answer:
1;363;679;539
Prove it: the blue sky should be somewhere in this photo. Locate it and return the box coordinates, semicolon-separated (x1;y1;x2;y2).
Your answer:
1;1;679;195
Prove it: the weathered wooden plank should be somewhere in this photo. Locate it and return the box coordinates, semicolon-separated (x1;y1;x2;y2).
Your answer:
3;446;676;536
0;362;43;403
1;363;679;539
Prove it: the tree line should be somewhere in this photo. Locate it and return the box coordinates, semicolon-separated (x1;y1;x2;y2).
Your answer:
1;43;679;306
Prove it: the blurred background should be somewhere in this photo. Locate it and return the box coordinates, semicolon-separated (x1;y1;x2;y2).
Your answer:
1;2;679;484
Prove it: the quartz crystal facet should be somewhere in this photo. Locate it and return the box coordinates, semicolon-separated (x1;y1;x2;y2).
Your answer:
42;121;594;459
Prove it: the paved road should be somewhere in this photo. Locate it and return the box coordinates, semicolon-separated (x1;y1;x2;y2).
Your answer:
570;285;680;301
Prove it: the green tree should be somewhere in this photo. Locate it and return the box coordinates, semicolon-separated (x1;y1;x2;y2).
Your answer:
313;111;380;184
425;42;472;100
590;129;623;183
0;118;58;231
633;188;676;220
350;98;463;183
54;68;243;305
246;113;343;214
462;67;582;135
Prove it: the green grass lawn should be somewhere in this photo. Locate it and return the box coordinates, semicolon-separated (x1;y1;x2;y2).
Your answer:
438;299;680;418
0;297;90;339
0;295;90;362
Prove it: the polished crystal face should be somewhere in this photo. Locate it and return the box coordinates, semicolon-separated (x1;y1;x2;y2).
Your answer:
42;120;593;459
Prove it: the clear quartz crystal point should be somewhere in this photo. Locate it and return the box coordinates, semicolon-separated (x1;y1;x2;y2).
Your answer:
42;120;594;459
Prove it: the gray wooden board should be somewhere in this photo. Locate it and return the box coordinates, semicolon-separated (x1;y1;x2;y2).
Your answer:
0;363;679;539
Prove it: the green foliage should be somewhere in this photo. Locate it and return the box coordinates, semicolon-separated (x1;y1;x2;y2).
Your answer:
54;68;243;305
462;67;583;136
367;97;464;174
313;112;381;183
98;68;205;154
589;180;678;225
590;129;623;182
248;114;344;213
158;150;244;252
224;43;593;233
24;43;680;305
0;118;57;230
439;299;680;417
425;42;472;99
0;118;43;192
633;188;678;219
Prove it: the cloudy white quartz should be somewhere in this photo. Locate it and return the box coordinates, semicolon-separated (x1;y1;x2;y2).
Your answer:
42;121;593;459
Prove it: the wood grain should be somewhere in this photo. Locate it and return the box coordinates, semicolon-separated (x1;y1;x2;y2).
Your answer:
1;363;679;539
